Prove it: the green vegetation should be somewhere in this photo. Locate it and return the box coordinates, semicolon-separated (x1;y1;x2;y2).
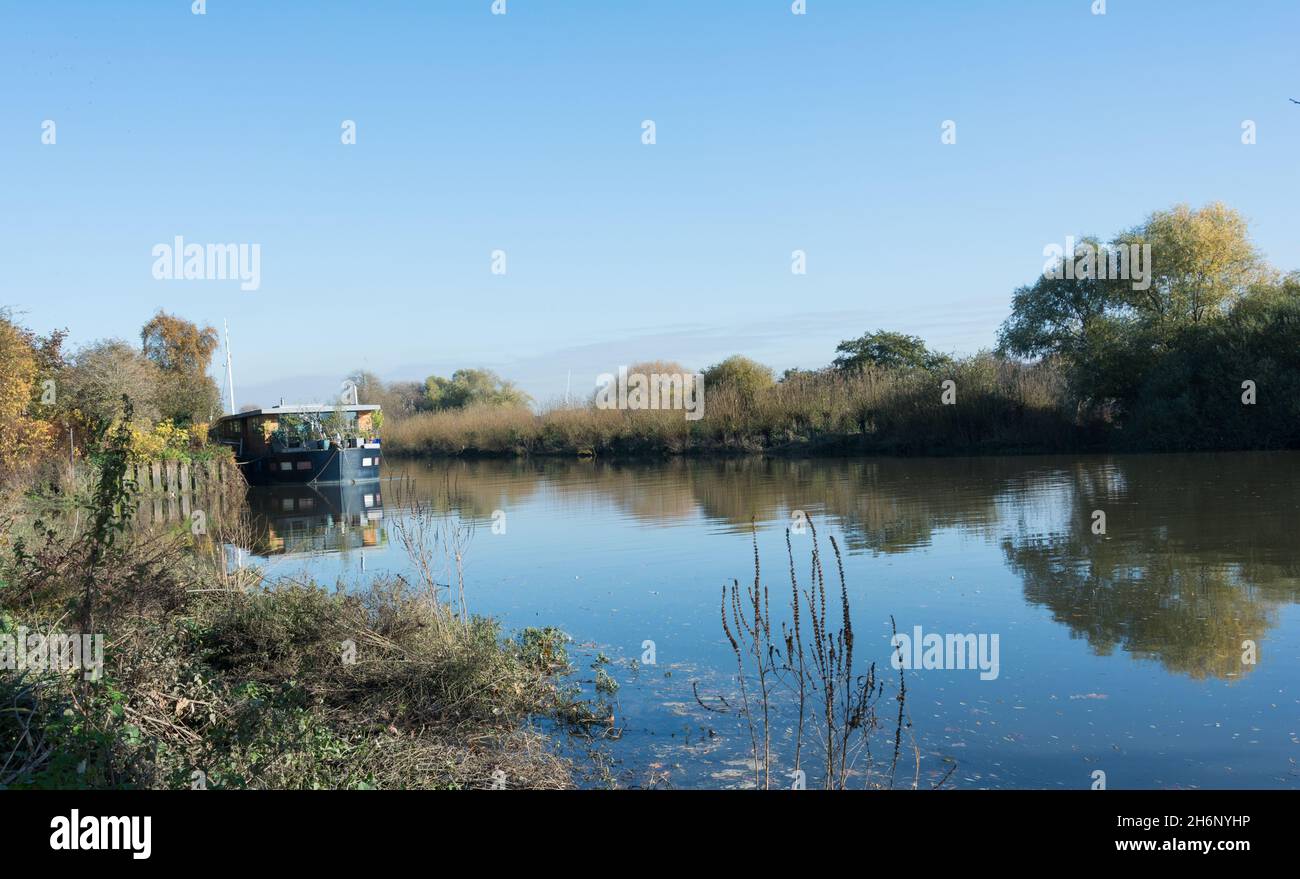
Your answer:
702;355;775;402
0;309;228;475
345;367;531;417
383;353;1077;457
425;368;532;411
0;422;581;789
6;201;1284;789
591;653;619;695
997;203;1299;450
0;310;64;479
139;310;222;427
832;329;950;372
375;201;1299;459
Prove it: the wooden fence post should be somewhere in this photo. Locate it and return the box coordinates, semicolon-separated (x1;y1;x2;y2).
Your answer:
180;460;192;519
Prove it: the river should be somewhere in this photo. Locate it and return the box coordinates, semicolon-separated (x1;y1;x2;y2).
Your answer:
231;453;1300;789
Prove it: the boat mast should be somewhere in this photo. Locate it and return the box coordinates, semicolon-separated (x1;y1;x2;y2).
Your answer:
224;319;236;414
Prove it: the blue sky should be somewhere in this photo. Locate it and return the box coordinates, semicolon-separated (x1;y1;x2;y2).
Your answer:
2;0;1298;408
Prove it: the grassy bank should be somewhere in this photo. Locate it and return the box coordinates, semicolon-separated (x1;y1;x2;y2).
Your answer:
385;354;1095;459
0;447;583;789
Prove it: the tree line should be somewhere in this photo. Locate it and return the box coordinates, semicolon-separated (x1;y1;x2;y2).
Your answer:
0;309;221;475
5;200;1297;471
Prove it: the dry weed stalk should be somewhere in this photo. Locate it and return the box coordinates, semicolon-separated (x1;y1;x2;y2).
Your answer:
722;519;921;789
390;474;474;627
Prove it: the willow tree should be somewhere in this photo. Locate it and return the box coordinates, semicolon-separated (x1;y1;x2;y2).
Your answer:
1114;202;1273;330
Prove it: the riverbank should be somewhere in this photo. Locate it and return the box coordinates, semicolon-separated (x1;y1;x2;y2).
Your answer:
384;353;1300;460
0;463;583;790
384;355;1108;459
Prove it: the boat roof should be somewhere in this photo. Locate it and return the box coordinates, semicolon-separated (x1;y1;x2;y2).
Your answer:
217;403;381;422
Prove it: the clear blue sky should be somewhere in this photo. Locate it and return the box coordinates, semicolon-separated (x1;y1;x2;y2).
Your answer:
3;0;1297;407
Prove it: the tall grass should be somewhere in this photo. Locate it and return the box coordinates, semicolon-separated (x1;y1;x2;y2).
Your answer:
384;353;1090;458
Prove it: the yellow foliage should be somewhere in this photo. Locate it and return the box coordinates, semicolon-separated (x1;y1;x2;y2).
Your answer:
0;317;55;472
129;419;193;462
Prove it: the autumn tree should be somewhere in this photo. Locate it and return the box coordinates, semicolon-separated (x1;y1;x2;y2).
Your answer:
996;203;1299;441
345;370;385;404
1115;202;1273;330
63;340;162;427
342;370;429;418
0;312;57;474
140;311;220;425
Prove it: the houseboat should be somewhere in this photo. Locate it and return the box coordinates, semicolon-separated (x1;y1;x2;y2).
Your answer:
210;403;383;486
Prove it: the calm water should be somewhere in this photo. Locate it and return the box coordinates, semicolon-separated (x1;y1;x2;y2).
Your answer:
235;454;1300;789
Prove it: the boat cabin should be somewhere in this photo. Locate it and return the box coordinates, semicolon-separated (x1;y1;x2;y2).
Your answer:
212;403;382;458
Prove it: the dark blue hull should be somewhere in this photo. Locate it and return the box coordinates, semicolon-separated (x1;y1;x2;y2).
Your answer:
238;446;381;486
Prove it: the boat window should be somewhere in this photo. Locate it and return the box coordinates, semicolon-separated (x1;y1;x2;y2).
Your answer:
296;461;312;470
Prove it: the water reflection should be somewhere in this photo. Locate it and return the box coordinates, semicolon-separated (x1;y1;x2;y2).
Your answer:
230;452;1300;787
238;453;1300;684
245;482;387;558
998;455;1300;680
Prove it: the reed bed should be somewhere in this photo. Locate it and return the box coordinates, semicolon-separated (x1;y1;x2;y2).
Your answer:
384;354;1088;459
